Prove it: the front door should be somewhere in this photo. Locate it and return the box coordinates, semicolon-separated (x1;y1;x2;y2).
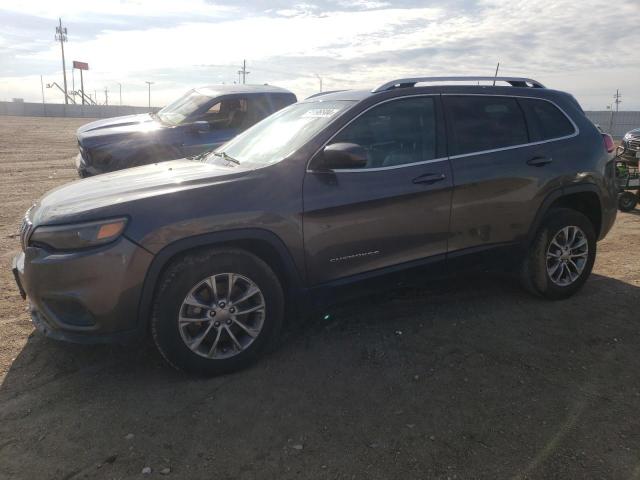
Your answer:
303;95;452;285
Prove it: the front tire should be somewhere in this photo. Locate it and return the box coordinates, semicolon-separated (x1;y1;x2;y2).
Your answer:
521;208;596;300
151;248;284;376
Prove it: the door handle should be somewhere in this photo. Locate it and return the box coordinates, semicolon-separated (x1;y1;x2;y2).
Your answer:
412;173;447;185
527;156;553;167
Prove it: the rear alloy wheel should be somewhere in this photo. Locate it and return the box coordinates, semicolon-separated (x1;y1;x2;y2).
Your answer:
151;249;284;376
521;208;596;300
545;226;589;287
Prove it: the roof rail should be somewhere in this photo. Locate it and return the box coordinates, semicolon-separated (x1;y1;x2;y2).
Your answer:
372;76;545;93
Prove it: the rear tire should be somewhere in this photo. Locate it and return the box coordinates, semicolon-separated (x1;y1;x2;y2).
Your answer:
521;208;596;300
151;248;284;376
618;191;638;212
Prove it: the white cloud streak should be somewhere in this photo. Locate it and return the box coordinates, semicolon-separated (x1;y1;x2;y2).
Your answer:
0;0;638;108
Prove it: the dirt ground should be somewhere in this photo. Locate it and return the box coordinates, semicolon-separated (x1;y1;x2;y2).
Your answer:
0;116;639;480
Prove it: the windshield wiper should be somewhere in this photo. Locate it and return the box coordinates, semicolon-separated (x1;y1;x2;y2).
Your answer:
213;151;240;165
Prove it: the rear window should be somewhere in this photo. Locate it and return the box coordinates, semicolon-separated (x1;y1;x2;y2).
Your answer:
519;98;575;141
445;96;529;156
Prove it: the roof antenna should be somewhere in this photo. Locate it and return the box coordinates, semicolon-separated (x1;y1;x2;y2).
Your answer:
492;62;500;86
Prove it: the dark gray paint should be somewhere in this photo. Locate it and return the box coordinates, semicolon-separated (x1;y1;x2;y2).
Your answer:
13;83;618;343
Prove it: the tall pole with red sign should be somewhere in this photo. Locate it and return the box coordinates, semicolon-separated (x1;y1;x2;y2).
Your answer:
73;61;89;105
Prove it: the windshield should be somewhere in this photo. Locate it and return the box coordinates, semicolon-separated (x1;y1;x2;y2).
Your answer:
206;100;354;166
157;89;213;125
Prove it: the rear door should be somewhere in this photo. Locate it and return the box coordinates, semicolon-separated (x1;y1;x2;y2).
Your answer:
303;95;452;285
443;94;571;254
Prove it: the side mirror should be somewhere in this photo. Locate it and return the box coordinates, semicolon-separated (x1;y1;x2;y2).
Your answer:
320;143;368;170
191;121;210;133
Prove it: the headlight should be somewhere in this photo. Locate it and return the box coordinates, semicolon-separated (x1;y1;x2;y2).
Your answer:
30;218;128;251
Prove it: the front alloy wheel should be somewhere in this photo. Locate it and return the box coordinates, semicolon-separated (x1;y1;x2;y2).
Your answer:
151;248;284;376
179;273;266;359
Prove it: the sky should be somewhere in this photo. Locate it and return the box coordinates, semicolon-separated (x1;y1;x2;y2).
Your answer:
0;0;639;110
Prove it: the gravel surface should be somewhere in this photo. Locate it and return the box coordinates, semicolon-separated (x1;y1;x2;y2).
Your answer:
0;116;639;479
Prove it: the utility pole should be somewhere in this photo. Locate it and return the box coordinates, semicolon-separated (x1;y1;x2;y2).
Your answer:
145;81;154;108
614;89;622;112
237;60;250;84
315;74;323;93
104;87;109;106
117;83;122;105
492;62;500;86
55;18;69;104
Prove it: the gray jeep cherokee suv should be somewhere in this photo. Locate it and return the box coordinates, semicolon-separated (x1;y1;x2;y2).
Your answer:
12;76;618;375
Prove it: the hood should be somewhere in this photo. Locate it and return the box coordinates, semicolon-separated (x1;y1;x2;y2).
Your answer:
31;159;246;225
626;128;640;138
76;113;165;140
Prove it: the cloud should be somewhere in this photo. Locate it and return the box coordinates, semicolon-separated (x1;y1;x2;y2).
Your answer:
0;0;638;109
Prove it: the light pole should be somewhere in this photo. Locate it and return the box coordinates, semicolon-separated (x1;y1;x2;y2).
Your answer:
117;83;122;105
55;18;69;104
315;74;323;93
145;81;154;108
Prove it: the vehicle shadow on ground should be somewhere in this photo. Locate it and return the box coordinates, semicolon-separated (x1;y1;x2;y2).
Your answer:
1;273;640;480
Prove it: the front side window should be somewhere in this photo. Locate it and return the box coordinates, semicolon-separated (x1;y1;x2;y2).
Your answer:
198;98;248;129
519;98;575;141
445;96;529;156
328;97;437;169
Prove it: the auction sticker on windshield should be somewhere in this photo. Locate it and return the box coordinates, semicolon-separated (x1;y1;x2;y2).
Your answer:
302;108;341;118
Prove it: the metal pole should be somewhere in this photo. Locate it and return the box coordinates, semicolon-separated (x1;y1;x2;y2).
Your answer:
80;70;85;105
145;81;154;108
56;18;69;104
492;62;500;86
118;83;122;105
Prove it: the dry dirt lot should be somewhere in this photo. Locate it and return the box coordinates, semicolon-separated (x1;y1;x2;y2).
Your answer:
0;116;639;480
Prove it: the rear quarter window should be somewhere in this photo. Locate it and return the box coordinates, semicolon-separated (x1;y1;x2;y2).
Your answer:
519;98;576;141
445;96;529;156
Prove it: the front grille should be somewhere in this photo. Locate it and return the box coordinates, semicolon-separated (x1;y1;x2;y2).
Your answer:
19;210;34;251
628;139;640;151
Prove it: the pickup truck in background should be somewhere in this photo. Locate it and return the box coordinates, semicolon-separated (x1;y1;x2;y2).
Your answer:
75;84;297;177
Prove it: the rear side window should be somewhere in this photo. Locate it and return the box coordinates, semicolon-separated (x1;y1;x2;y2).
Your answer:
445;96;528;156
519;98;575;141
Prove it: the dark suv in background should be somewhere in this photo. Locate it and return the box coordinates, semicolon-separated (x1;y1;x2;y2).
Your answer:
75;84;296;177
620;127;640;164
13;76;617;376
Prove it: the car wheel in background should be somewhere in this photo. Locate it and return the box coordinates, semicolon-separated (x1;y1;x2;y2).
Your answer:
618;191;638;212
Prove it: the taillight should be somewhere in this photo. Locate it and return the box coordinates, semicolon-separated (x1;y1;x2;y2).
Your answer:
602;133;615;153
